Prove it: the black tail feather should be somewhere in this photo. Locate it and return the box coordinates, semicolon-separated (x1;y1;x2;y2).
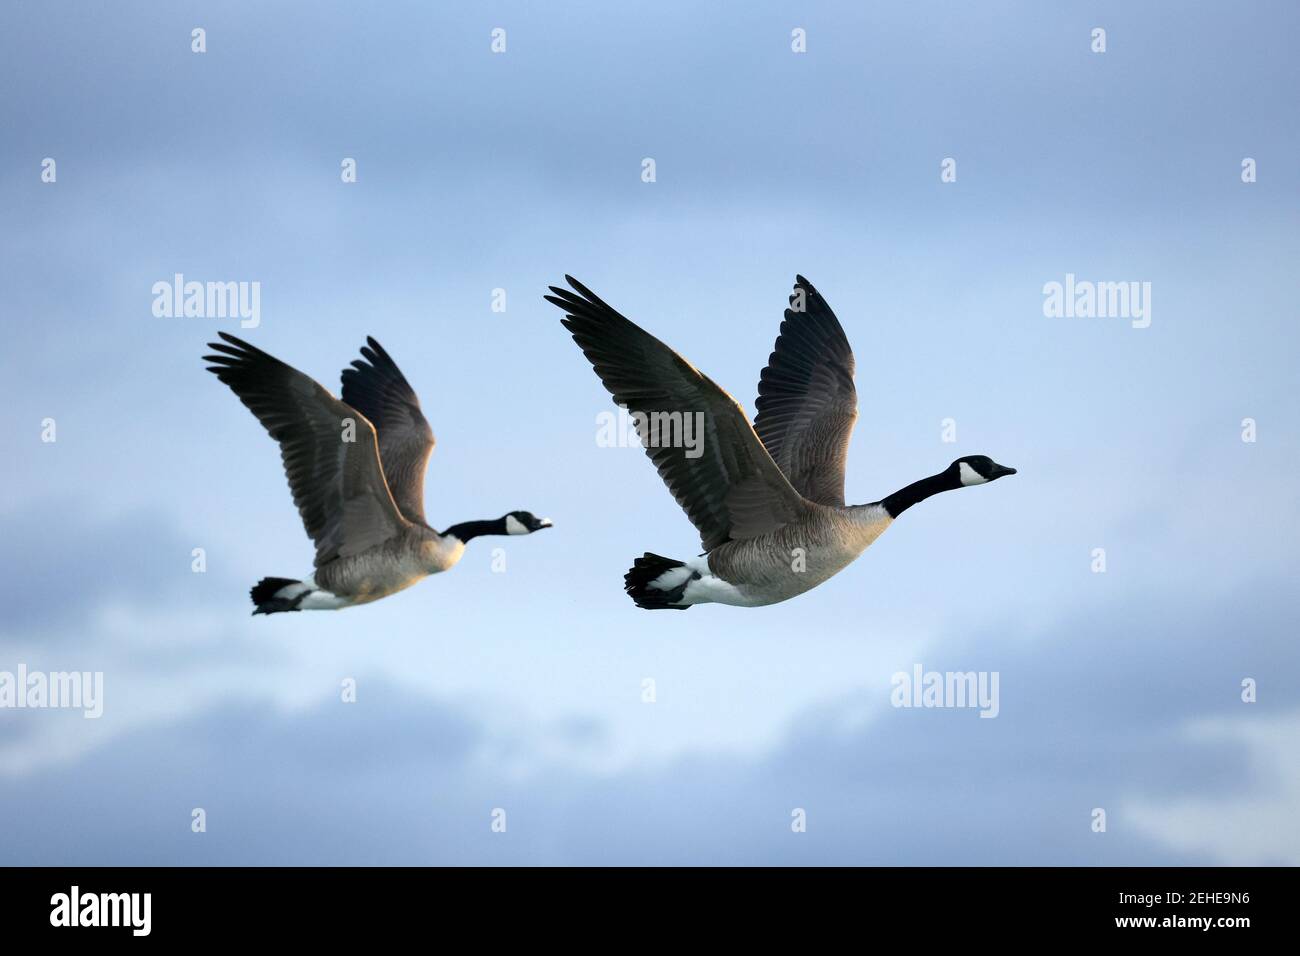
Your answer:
624;553;694;610
250;576;305;616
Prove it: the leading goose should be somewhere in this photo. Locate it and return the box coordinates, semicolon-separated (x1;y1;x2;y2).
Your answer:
546;275;1015;610
204;333;551;614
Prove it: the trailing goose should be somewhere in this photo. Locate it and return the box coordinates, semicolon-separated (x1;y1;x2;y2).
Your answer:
546;275;1015;610
204;333;551;614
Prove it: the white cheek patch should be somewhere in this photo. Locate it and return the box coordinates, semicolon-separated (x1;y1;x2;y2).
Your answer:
958;462;989;486
504;514;529;535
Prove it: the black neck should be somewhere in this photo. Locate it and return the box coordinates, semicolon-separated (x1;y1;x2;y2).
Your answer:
880;469;960;518
442;517;506;543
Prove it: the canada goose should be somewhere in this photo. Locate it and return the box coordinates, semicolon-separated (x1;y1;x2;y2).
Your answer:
204;333;551;614
546;275;1015;610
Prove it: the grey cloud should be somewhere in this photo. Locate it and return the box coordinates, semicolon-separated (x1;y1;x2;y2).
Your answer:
3;572;1294;865
0;504;233;635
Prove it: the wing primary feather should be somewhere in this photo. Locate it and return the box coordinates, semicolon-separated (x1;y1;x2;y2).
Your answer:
339;337;436;525
752;276;859;507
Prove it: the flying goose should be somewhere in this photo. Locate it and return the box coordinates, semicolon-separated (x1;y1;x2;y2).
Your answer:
204;333;551;614
546;275;1015;610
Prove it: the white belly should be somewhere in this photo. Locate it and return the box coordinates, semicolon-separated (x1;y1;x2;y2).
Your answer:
678;507;893;607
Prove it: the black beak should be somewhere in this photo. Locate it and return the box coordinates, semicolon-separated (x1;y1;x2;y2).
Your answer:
535;518;554;530
989;464;1017;478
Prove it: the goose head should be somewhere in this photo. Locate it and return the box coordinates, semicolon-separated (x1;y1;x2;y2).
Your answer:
951;455;1017;487
504;511;554;535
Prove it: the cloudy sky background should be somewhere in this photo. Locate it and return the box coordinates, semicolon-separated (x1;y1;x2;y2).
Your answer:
2;1;1297;864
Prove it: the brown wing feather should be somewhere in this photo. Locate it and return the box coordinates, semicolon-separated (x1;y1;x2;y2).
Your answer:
546;276;809;553
753;276;859;507
204;332;409;567
340;337;435;525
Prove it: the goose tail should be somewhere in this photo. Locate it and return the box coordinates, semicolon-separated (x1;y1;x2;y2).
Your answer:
250;576;309;615
624;553;695;610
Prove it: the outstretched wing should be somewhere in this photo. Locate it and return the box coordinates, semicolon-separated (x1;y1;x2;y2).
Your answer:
752;276;859;507
204;332;409;567
546;276;809;553
340;337;436;525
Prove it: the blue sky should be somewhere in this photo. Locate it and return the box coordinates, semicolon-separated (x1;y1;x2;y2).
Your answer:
1;1;1298;864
